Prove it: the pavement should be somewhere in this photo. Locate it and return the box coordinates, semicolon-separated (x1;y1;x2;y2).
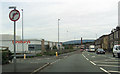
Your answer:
2;56;56;72
2;50;120;74
2;51;74;73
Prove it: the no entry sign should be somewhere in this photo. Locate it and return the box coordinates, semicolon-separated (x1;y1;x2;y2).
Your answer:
9;9;20;21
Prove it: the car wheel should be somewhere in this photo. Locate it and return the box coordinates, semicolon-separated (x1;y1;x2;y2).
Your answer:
117;53;120;58
113;53;115;57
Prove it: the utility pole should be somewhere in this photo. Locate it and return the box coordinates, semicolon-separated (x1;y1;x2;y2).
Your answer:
58;19;60;50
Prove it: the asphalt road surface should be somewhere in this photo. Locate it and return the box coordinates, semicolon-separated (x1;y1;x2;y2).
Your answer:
2;50;120;74
39;50;120;73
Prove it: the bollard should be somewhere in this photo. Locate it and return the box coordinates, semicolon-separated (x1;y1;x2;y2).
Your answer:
56;52;58;57
24;54;26;59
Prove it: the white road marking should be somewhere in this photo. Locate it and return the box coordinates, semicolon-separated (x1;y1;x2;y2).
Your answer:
97;55;107;58
100;67;110;74
109;58;116;59
90;61;96;65
82;54;89;60
98;65;120;67
82;54;96;65
93;59;119;62
92;56;95;57
94;61;119;64
30;62;39;64
64;56;68;58
86;58;89;60
37;59;41;60
46;58;50;59
31;63;50;74
50;59;60;65
108;70;120;73
82;54;85;58
105;59;120;61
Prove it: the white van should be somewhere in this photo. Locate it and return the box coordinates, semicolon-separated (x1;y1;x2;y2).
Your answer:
113;45;120;58
88;45;95;52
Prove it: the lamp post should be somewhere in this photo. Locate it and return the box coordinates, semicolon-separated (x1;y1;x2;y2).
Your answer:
58;19;60;50
21;9;24;54
9;6;17;72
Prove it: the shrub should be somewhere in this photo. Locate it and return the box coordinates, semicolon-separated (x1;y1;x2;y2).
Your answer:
36;53;42;56
53;46;57;49
2;49;13;64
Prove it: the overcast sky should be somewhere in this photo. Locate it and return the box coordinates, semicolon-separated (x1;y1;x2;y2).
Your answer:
0;0;119;42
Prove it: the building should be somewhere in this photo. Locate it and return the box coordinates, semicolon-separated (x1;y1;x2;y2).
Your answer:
95;26;120;52
0;34;59;53
95;35;109;50
108;26;120;51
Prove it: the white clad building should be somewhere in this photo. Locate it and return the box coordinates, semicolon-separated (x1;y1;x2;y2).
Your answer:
0;34;62;53
0;34;42;53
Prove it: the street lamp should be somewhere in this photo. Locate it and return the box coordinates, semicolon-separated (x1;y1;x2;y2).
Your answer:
58;19;60;50
9;6;16;72
21;9;24;54
9;6;16;9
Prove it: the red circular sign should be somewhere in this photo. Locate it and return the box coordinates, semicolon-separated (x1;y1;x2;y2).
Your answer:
9;9;20;21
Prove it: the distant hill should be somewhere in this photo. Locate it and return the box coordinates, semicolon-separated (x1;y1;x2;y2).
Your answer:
63;40;94;44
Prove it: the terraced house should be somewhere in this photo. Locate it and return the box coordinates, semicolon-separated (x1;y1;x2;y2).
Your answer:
95;26;120;52
108;26;120;51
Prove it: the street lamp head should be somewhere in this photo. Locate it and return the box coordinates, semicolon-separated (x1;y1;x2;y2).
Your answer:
21;9;23;11
58;19;60;21
9;6;16;9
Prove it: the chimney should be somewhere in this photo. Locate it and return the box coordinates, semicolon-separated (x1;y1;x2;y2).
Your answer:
81;37;82;45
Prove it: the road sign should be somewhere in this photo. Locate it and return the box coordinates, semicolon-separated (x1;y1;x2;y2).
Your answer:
9;10;20;21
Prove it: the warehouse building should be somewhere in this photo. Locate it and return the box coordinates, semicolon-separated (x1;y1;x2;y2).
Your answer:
0;34;59;53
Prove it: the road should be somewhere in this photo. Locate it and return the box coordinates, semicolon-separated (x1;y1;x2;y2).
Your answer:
39;50;120;73
2;52;74;72
2;50;120;74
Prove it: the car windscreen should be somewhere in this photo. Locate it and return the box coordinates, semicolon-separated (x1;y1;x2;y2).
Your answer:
97;49;104;51
116;46;120;50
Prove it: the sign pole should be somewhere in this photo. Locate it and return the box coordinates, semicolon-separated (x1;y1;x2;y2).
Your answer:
14;21;16;72
9;7;20;72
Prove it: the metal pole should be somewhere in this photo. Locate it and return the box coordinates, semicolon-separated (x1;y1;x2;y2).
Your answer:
9;6;17;72
96;34;97;39
58;19;60;50
14;21;16;72
21;9;24;54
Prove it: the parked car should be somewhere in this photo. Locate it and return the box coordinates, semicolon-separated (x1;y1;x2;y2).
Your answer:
85;49;89;51
113;45;120;58
96;48;105;54
80;48;84;52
